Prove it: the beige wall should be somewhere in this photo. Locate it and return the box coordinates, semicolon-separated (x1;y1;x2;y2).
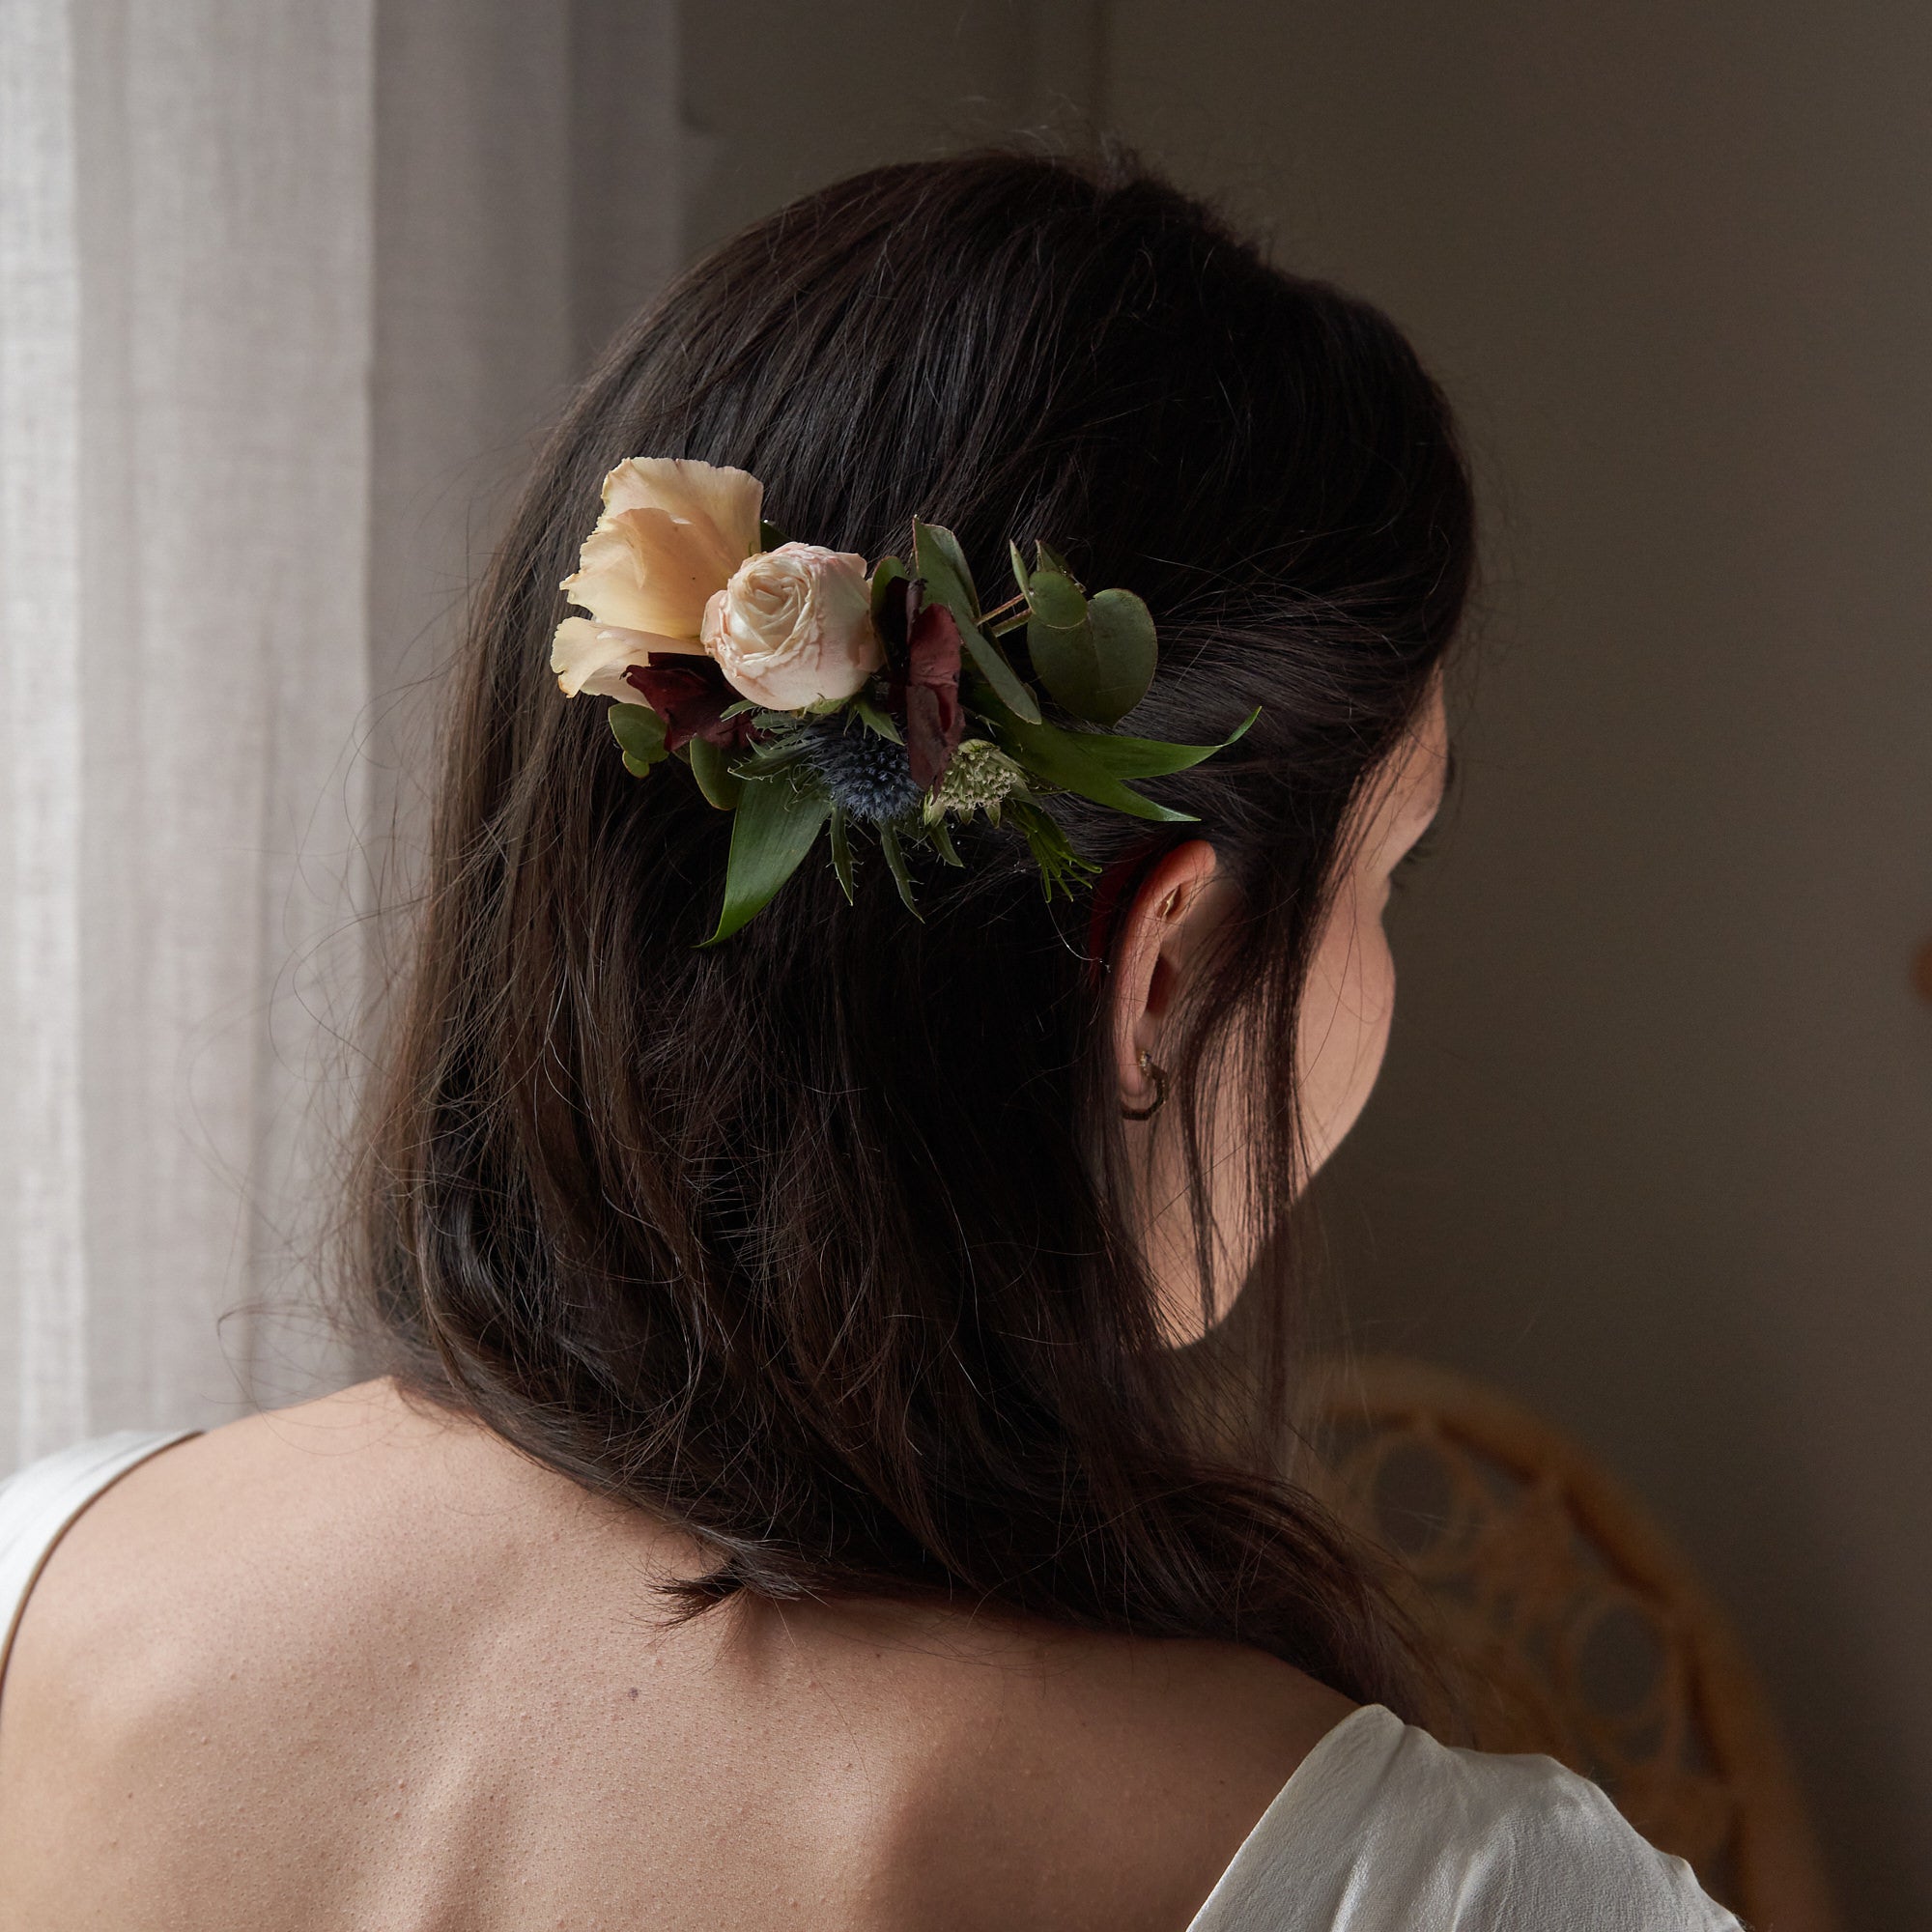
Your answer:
1103;5;1932;1923
435;4;1927;1918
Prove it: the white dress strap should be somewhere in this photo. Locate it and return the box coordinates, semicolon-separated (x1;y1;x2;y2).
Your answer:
1186;1704;1743;1931
0;1431;199;1689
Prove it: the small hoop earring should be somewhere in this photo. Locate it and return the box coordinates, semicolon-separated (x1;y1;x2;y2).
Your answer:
1121;1051;1168;1122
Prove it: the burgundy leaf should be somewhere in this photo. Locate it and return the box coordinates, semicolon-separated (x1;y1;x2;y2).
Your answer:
875;574;921;662
904;602;964;793
623;660;756;752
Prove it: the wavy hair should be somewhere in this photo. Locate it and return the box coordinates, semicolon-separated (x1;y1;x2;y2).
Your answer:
354;151;1473;1709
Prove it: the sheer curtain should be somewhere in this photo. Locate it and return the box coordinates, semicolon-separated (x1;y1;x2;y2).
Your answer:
0;0;377;1466
0;0;681;1473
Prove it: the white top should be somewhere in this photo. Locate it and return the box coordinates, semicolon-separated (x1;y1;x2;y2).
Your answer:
0;1436;1742;1930
1184;1703;1741;1930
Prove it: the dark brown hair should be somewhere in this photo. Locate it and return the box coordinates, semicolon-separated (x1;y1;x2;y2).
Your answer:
355;151;1472;1709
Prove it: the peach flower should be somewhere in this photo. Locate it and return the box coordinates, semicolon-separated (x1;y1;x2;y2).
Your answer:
699;543;881;710
550;458;763;701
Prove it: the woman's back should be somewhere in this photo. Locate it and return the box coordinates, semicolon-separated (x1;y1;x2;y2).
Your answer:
0;1381;1352;1932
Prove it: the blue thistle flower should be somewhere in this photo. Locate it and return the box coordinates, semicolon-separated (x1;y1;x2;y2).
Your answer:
804;719;923;823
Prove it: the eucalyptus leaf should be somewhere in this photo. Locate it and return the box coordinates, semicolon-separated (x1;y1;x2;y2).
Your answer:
1025;571;1123;724
1081;587;1159;724
1027;570;1086;630
828;805;855;902
702;779;832;945
758;518;788;553
913;519;979;619
1008;539;1031;596
877;821;921;918
689;735;745;810
1034;540;1078;585
620;753;654;779
609;702;668;768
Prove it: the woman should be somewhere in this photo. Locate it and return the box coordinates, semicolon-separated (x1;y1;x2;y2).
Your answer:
0;153;1736;1929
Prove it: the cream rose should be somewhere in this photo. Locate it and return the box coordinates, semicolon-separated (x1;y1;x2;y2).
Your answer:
699;542;881;709
551;457;763;700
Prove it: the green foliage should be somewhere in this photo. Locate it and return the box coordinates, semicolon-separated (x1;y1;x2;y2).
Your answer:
1063;706;1259;778
912;519;979;622
877;821;920;917
1024;575;1156;724
927;816;964;867
728;730;812;780
992;714;1195;823
609;702;668;775
689;736;744;810
991;710;1257;824
703;777;833;945
915;518;1041;724
1081;589;1158;720
606;519;1253;937
1033;539;1076;582
758;518;788;553
868;554;906;621
1004;796;1099;900
957;620;1042;725
851;693;903;743
828;805;855;902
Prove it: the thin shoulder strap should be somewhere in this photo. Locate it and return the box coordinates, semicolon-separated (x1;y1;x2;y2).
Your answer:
0;1431;200;1690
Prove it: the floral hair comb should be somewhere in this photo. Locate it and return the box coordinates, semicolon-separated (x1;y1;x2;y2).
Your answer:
551;458;1254;942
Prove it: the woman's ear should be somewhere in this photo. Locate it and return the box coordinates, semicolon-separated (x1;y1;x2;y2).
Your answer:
1109;840;1226;1118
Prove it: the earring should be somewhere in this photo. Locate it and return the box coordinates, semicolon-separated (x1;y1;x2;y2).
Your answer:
1121;1050;1169;1122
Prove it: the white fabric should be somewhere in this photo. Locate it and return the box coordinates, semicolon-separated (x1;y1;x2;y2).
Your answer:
1;1438;1741;1932
1186;1704;1742;1931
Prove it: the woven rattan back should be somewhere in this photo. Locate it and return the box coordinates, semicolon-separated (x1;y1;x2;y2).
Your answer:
1305;1356;1838;1931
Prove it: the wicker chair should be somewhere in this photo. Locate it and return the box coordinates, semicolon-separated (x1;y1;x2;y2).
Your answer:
1303;1356;1839;1931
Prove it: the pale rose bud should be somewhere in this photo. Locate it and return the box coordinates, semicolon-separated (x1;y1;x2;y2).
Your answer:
700;542;882;709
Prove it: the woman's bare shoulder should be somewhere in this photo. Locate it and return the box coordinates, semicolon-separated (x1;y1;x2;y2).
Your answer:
0;1382;1357;1932
840;1599;1357;1930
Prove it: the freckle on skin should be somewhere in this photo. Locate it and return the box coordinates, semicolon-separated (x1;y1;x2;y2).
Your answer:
628;1688;639;1699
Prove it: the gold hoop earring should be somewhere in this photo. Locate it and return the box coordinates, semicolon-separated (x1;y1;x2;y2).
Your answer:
1121;1051;1168;1122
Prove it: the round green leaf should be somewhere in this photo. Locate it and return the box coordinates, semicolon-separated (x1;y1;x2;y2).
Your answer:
1034;540;1078;585
609;701;667;767
1026;571;1112;723
1027;569;1086;631
1084;587;1158;723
